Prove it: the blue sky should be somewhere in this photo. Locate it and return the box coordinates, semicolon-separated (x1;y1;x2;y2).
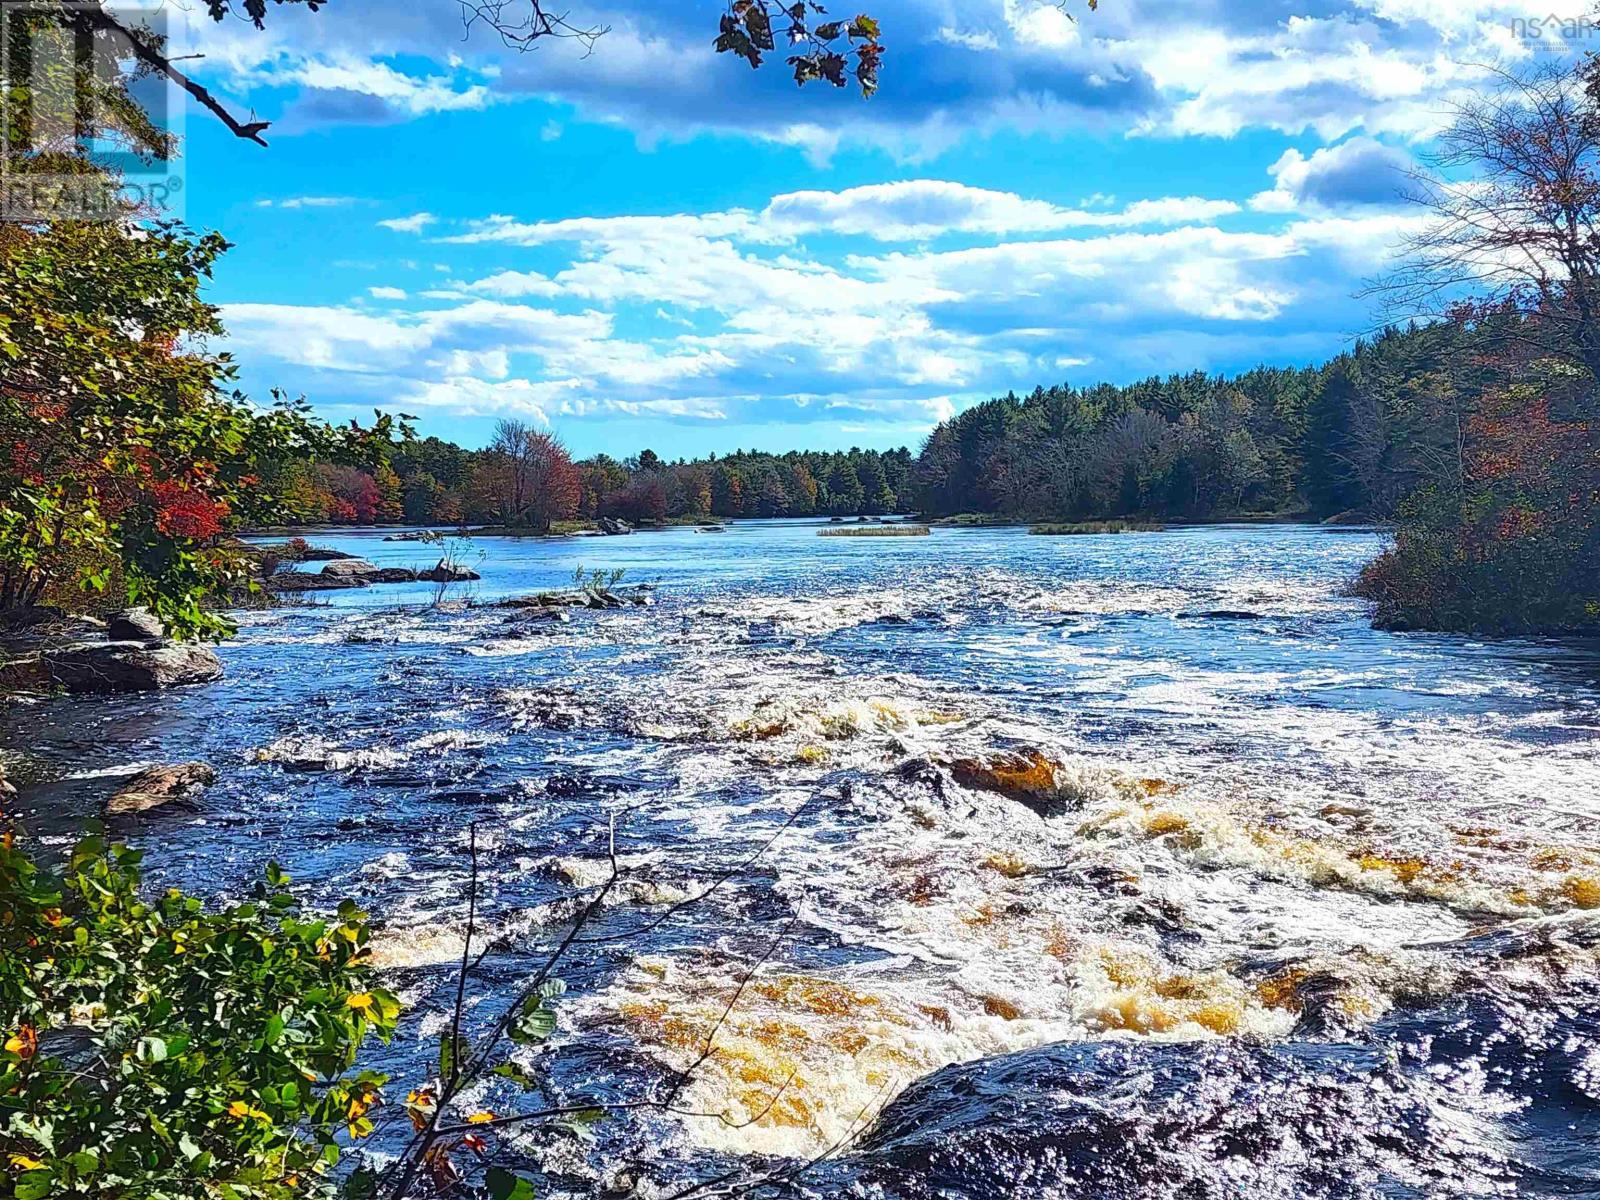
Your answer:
163;0;1587;457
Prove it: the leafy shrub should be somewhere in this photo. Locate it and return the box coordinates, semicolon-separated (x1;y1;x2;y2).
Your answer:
0;831;398;1199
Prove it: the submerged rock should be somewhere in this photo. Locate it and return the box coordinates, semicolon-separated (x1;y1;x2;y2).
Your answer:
507;606;571;626
824;1015;1518;1200
43;642;224;693
493;585;651;610
105;607;164;643
946;749;1079;817
107;762;216;815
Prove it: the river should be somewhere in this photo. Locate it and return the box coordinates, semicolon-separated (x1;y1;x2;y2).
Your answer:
6;521;1600;1198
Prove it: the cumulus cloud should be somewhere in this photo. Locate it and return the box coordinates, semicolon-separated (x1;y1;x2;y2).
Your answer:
182;0;1579;161
1252;137;1417;213
220;177;1425;440
763;181;1240;240
378;212;436;233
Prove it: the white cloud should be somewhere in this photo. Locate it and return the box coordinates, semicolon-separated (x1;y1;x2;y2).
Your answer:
456;270;563;298
763;180;1240;240
256;195;359;209
219;171;1428;439
379;212;436;233
183;0;1583;164
1252;137;1417;213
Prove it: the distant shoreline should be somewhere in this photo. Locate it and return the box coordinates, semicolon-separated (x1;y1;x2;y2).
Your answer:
242;512;1391;540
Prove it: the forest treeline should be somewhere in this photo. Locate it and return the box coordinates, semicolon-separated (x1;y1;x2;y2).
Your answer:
265;320;1480;531
915;322;1473;523
259;431;918;528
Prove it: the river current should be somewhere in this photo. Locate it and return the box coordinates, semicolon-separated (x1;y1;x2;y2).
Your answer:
7;521;1600;1198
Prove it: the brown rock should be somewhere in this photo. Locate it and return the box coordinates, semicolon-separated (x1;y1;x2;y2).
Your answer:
107;762;216;815
947;749;1075;817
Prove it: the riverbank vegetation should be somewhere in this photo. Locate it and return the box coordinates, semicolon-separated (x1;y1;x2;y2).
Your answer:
817;525;930;537
1030;521;1165;536
0;830;397;1199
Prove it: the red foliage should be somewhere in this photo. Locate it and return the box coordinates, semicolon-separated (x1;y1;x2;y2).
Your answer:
150;482;230;541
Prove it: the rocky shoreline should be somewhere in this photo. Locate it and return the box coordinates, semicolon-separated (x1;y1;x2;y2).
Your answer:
1;605;223;695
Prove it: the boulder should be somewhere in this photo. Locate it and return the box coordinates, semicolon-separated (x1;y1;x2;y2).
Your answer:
107;762;216;815
319;559;381;580
43;642;224;693
418;561;480;583
597;517;633;536
947;749;1077;817
105;607;164;643
295;546;360;561
265;572;368;592
367;567;421;583
382;530;433;542
0;655;52;693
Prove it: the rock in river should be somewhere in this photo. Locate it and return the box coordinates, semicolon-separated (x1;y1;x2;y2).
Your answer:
266;571;368;592
42;642;224;693
946;748;1081;817
105;606;164;643
107;762;216;815
418;561;481;583
319;558;382;580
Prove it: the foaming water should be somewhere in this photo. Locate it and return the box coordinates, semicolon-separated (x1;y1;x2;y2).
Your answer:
5;521;1600;1196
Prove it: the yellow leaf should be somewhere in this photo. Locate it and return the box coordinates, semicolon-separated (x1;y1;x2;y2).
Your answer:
466;1111;496;1124
9;1154;44;1170
345;992;374;1013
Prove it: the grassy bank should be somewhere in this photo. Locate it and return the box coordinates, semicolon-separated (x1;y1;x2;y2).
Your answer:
819;525;931;538
1030;521;1166;536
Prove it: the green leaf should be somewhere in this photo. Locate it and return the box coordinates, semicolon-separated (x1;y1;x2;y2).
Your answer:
486;1167;537;1200
135;1035;167;1063
438;1030;455;1081
15;1171;53;1200
491;1061;536;1089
